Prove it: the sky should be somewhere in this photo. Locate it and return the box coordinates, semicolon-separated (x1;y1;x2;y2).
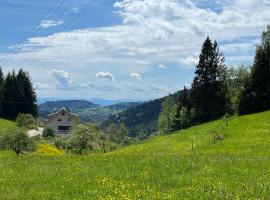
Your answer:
0;0;269;101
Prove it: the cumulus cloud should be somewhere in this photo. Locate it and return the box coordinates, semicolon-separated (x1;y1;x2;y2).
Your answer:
96;71;115;81
47;69;75;89
39;20;64;29
34;82;50;90
15;0;269;68
158;64;167;69
5;0;270;99
130;72;142;80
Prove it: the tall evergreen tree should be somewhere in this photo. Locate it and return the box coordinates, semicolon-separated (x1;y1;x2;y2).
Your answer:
2;71;18;119
17;69;37;117
0;67;4;116
191;37;228;122
1;69;37;119
0;67;3;86
239;26;270;114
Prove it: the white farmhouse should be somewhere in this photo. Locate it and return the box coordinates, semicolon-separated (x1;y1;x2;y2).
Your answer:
46;107;79;134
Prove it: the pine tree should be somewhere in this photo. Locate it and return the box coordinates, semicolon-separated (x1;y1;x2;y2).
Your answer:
191;37;228;122
0;67;3;86
1;69;37;119
250;26;270;112
239;26;270;114
0;67;4;116
18;69;37;117
2;71;18;119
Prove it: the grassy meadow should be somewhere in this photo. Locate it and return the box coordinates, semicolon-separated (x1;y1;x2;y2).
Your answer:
1;111;270;199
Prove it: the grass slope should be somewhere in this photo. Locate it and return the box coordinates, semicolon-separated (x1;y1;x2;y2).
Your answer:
0;118;16;135
1;111;270;199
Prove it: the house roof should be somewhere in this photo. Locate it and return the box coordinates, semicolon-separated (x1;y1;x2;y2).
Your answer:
47;107;79;119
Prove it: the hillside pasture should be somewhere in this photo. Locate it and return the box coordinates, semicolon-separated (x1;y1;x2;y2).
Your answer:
0;111;270;199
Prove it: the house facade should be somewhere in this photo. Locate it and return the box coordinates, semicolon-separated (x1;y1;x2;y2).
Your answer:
46;107;79;134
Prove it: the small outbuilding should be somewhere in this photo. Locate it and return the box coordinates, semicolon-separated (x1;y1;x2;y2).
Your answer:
46;107;79;134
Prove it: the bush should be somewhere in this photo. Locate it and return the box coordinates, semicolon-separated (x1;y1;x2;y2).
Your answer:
0;128;35;155
54;137;69;150
42;127;55;138
16;113;37;129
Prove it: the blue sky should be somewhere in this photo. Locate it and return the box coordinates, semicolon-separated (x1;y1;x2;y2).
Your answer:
0;0;269;101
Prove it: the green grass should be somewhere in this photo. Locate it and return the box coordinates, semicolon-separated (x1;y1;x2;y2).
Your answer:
1;111;270;199
0;118;16;135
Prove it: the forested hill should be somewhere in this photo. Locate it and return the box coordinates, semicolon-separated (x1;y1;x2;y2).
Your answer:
38;100;98;116
102;91;182;137
38;100;140;123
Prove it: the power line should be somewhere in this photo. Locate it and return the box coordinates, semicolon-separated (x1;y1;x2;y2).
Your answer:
1;0;67;66
20;0;99;67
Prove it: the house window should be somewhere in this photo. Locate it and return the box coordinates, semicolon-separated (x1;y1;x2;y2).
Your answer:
58;119;62;122
58;126;71;131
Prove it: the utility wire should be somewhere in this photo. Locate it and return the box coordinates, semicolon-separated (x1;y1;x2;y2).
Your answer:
19;0;99;67
1;0;67;66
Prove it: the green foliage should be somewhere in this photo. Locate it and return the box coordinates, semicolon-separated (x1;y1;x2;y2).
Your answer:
38;101;139;123
226;65;251;113
0;128;35;155
68;124;96;154
0;67;3;116
158;95;175;134
103;92;180;137
191;37;229;122
38;100;98;116
1;69;37;119
1;111;270;198
239;26;270;114
42;127;55;138
16;113;36;129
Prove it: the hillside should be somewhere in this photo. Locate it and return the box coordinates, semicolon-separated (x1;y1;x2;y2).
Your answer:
103;91;181;136
0;118;16;135
1;111;270;199
38;100;98;116
38;100;140;123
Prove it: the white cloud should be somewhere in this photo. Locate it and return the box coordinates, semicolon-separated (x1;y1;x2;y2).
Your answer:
178;55;198;68
15;0;269;68
96;71;115;81
47;69;75;89
130;72;142;80
4;0;270;99
39;20;64;29
34;82;50;90
158;64;167;69
69;6;80;14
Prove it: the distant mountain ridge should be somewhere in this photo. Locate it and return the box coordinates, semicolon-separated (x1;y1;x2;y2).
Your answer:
102;91;181;137
38;100;98;116
38;100;140;124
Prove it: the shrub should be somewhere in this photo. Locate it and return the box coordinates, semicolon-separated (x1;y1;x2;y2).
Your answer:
42;127;55;138
68;124;96;154
0;128;35;155
16;113;36;129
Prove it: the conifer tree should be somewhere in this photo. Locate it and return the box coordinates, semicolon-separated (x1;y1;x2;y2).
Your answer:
0;67;4;116
17;69;37;117
2;71;18;119
239;26;270;114
1;69;37;119
191;37;228;122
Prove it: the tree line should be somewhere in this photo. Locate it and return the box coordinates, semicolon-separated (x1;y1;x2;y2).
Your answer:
0;68;37;120
159;25;270;134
